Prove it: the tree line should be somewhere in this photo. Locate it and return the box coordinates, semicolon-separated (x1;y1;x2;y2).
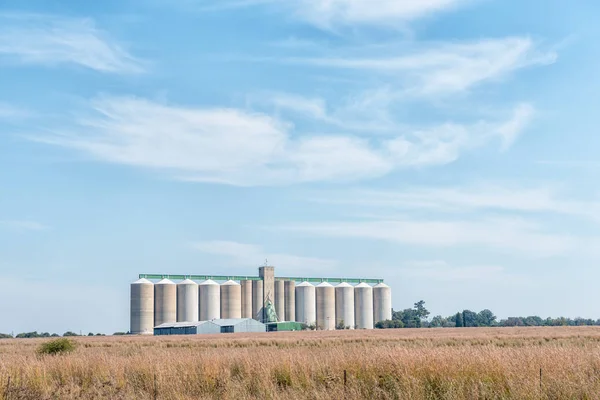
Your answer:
0;331;123;339
375;301;600;328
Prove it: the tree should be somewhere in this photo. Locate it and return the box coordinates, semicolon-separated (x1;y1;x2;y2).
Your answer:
499;317;524;327
455;312;464;327
0;333;13;339
375;320;404;329
462;310;478;327
523;316;543;326
392;309;403;321
476;309;497;327
63;331;79;337
414;300;430;321
16;331;43;338
397;308;421;328
430;315;445;328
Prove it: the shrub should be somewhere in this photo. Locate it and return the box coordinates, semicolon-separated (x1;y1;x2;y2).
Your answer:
37;338;76;355
375;319;404;329
336;320;347;330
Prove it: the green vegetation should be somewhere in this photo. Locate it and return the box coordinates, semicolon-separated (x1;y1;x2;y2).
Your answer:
37;338;76;355
375;320;403;329
376;300;600;329
15;331;58;338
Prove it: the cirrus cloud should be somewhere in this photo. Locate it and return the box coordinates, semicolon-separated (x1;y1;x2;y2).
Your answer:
28;96;533;186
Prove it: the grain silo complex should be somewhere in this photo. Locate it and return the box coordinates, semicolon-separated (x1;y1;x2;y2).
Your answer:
129;266;391;335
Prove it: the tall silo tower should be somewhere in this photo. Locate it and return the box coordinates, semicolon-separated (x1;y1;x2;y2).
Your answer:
220;280;242;319
240;280;253;318
295;281;316;325
154;278;176;326
177;279;198;322
316;282;335;330
335;282;354;330
284;280;296;322
373;282;392;323
130;278;154;334
354;282;374;329
199;279;220;320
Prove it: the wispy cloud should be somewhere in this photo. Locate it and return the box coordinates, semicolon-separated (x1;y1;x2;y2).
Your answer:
250;89;400;132
181;0;466;28
28;96;533;186
278;216;579;258
536;160;600;168
293;0;467;28
294;182;600;259
165;0;277;12
397;260;522;284
0;103;29;120
282;37;556;95
0;13;144;73
311;183;600;222
0;220;48;231
192;240;337;275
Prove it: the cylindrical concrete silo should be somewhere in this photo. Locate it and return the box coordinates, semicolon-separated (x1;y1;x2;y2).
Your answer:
199;279;220;321
274;280;285;321
295;281;316;325
284;280;295;322
240;280;253;318
316;282;335;330
130;278;154;334
220;280;242;319
335;282;354;330
354;282;374;329
154;278;176;326
252;280;264;321
177;279;198;322
373;283;392;323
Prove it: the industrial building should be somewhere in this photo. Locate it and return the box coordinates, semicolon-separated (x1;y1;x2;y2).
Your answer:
154;319;266;335
130;266;392;335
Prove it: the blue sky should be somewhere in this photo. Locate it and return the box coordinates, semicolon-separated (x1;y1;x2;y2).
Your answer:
1;0;600;334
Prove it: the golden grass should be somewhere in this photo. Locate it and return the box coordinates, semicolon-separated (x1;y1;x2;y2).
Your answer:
1;327;600;399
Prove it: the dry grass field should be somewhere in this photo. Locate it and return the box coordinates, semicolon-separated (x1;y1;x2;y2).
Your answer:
1;327;600;399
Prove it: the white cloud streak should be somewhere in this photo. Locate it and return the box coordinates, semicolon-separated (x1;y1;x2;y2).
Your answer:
284;37;556;95
0;13;143;73
29;96;533;186
279;217;578;258
0;103;29;120
0;220;48;231
192;240;337;274
297;183;600;259
180;0;466;28
311;184;600;222
293;0;466;28
397;260;520;284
